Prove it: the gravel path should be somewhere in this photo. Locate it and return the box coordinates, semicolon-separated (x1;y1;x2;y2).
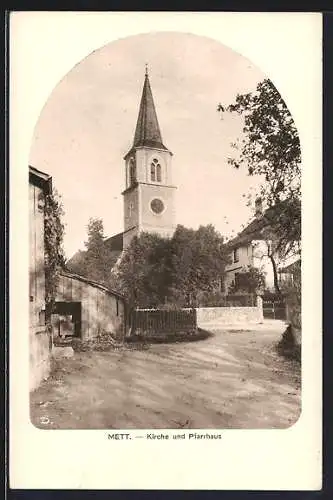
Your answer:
30;326;301;429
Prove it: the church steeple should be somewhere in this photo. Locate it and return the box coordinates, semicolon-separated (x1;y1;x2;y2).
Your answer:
130;69;169;153
122;67;176;249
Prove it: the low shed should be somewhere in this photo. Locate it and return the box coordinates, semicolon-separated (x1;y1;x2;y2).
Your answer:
54;270;126;341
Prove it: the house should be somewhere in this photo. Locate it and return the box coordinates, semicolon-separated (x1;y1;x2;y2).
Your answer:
53;270;127;341
67;68;177;274
278;259;301;287
29;165;52;391
224;198;300;293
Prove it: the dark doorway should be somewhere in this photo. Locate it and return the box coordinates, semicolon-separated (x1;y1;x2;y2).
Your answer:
53;301;82;338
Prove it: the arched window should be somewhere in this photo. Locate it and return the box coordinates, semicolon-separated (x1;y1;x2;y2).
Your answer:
150;162;156;182
156;163;162;182
129;158;136;186
150;158;162;183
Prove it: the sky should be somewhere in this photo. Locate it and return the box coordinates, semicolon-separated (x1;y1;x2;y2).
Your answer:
29;31;265;259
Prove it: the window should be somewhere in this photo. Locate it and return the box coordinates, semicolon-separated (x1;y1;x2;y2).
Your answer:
116;299;119;317
150;198;165;215
156;163;162;182
234;272;240;288
150;158;162;183
150;163;156;182
233;248;240;263
129;158;136;186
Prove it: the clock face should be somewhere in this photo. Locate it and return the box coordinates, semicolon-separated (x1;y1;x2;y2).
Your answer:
150;198;165;215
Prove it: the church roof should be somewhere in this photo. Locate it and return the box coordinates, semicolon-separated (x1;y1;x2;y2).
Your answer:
104;231;124;252
125;70;170;157
66;232;124;276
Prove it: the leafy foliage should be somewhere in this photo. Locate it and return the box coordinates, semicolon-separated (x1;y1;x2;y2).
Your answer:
278;260;301;360
218;79;301;258
228;265;266;295
280;260;301;308
115;232;171;308
116;225;229;308
169;225;229;306
259;197;301;260
44;189;65;314
81;218;113;285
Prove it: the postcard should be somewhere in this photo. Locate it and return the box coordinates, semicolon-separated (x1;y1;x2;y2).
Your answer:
9;11;322;490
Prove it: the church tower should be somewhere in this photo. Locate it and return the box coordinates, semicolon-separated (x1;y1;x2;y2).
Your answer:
122;68;177;249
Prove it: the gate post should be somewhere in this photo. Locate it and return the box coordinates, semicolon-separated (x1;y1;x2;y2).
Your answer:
256;295;264;322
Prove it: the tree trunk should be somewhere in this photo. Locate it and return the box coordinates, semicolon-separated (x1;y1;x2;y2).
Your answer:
266;240;281;295
269;254;281;294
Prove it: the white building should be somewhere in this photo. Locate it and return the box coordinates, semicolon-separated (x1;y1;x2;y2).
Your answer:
224;198;300;293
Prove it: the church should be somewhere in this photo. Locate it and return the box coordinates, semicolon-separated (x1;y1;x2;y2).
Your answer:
122;67;177;248
67;68;177;271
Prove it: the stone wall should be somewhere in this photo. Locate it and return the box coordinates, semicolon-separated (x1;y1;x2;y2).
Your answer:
131;302;264;337
196;304;263;326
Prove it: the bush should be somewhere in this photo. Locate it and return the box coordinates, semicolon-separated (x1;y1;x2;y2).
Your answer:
277;324;301;362
282;261;301;331
227;265;266;295
158;302;188;311
196;290;227;307
197;290;256;307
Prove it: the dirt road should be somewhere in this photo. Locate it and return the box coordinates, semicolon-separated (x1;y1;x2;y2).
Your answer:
30;327;301;429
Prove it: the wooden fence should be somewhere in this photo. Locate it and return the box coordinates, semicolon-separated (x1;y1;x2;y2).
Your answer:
129;308;197;337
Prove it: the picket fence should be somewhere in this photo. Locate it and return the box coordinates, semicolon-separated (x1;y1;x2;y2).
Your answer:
129;308;197;337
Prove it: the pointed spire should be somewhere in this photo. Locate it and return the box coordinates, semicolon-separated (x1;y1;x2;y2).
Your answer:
132;69;169;151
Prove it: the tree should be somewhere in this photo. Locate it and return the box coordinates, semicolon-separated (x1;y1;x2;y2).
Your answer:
82;218;111;284
116;225;229;308
228;265;266;295
218;79;301;259
169;224;229;306
44;188;65;316
116;232;171;308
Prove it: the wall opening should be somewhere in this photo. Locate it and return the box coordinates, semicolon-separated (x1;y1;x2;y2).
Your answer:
52;301;82;338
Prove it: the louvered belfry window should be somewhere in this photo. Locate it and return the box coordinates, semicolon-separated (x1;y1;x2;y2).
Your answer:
151;158;162;183
151;162;156;182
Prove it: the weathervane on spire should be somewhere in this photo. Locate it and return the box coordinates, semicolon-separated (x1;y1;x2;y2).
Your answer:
145;63;149;76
